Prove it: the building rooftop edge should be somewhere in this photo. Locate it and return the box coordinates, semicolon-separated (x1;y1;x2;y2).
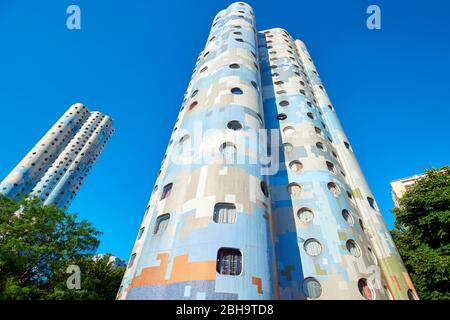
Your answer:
390;173;425;184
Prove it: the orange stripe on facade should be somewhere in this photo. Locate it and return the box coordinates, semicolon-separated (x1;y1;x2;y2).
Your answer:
272;262;279;299
130;253;216;288
171;254;216;283
252;276;263;294
402;272;415;290
392;275;401;291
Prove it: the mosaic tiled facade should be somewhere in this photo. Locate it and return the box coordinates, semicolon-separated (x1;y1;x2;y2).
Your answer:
118;2;417;300
0;103;114;210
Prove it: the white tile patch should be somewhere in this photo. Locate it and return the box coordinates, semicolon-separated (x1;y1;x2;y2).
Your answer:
338;281;348;291
196;166;208;197
194;196;215;218
182;198;198;213
219;167;228;175
197;292;206;300
224;194;236;203
245;113;258;129
184;285;191;297
249;176;256;203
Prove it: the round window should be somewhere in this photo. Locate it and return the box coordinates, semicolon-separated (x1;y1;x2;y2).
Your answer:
358;278;374;300
231;87;243;95
287;183;302;198
342;209;354;225
227;120;242;131
260;181;269;197
297;208;314;223
283;143;293;153
283;126;295;136
316;142;325;151
346;240;361;257
304;239;322;256
289;160;303;173
327;182;340;196
303;277;322;299
407;289;419;300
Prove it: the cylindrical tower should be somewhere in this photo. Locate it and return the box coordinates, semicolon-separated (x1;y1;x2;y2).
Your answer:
118;2;275;300
294;39;418;300
0;103;89;200
118;1;416;300
30;112;114;210
258;28;388;300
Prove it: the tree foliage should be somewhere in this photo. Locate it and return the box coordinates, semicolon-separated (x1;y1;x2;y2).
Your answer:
46;255;126;300
0;196;124;300
391;166;450;300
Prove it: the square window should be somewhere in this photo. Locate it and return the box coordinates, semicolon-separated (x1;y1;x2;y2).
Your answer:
154;214;170;235
161;183;173;200
213;203;237;224
217;248;242;275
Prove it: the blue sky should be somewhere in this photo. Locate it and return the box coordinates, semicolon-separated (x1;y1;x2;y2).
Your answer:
0;0;449;260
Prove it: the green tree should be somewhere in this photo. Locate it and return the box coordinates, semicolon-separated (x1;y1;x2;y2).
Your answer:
391;166;450;300
0;195;124;300
48;254;125;300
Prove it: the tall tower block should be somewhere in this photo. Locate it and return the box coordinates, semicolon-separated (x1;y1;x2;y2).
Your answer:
119;2;275;300
0;103;114;210
118;2;417;300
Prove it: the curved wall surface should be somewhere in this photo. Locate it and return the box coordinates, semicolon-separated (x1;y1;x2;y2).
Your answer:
119;2;275;300
119;2;417;300
258;28;387;300
0;103;89;200
294;39;415;300
31;112;114;210
0;103;114;210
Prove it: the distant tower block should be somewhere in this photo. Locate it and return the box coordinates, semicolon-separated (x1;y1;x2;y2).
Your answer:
118;2;417;300
0;103;114;210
